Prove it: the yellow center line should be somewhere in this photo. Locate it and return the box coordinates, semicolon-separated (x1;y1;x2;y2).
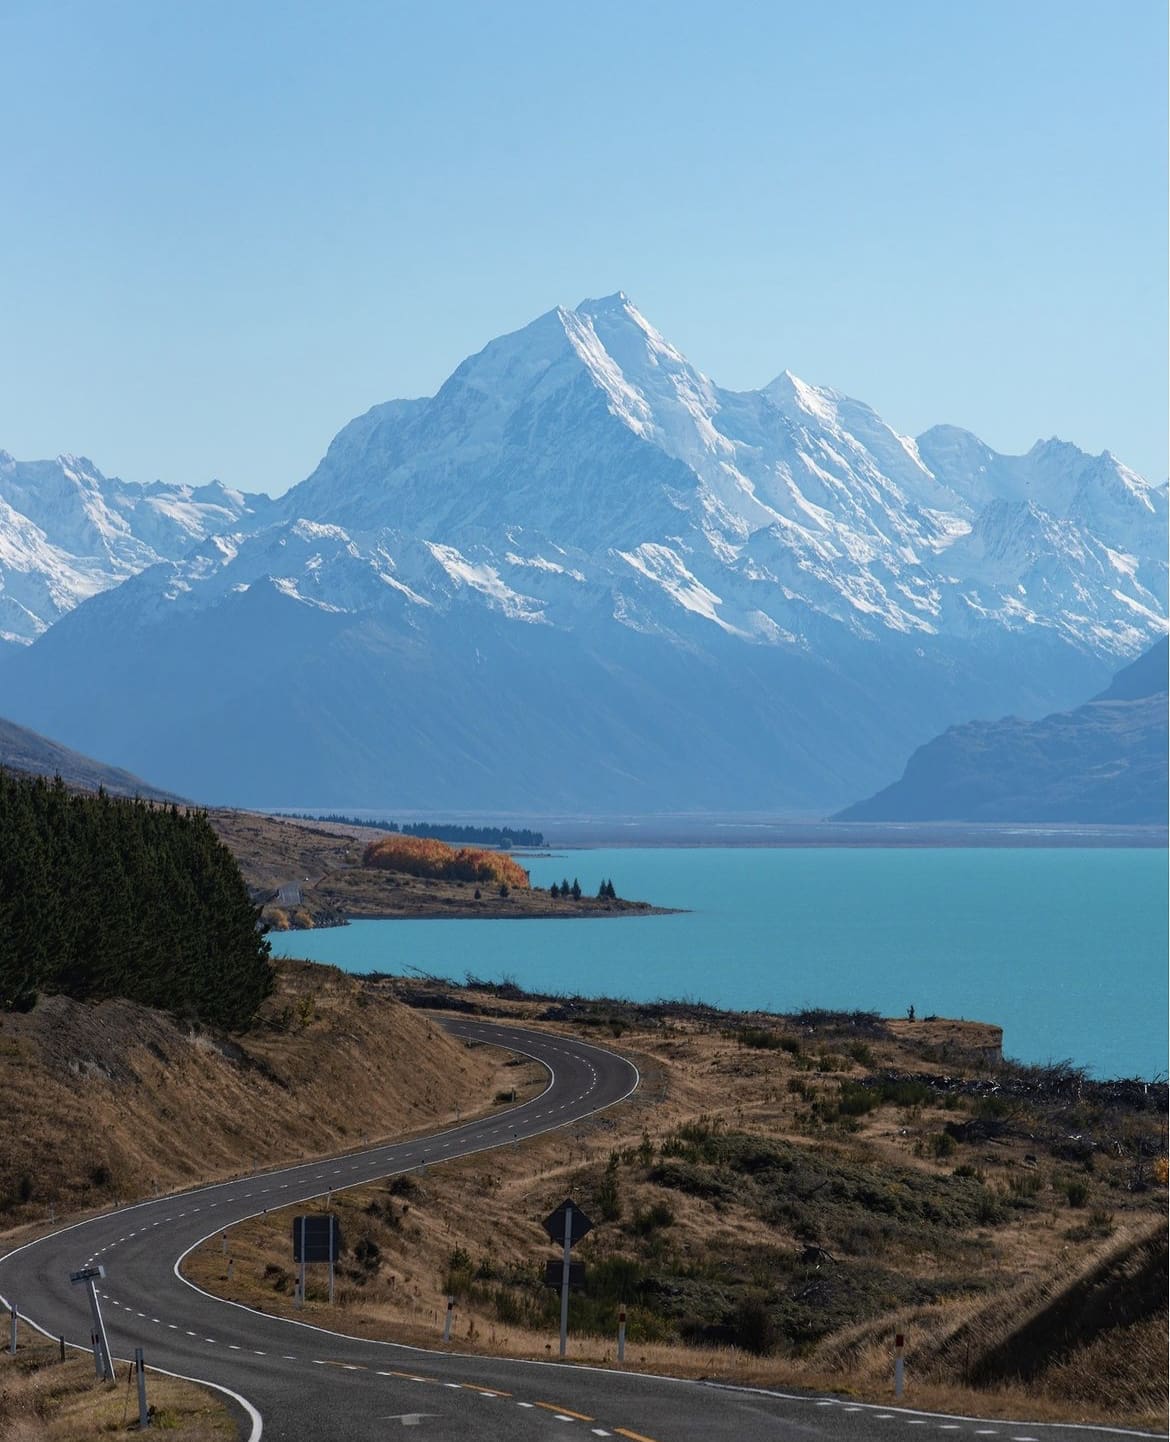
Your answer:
614;1429;662;1442
535;1400;595;1421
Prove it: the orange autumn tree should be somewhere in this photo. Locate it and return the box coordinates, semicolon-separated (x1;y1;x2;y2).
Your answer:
363;834;529;890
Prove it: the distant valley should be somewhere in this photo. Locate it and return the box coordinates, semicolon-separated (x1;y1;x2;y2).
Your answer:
1;295;1165;814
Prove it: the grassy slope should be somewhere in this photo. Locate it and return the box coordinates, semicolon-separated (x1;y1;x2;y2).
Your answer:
184;981;1168;1429
0;1339;234;1442
0;960;506;1231
3;962;1164;1426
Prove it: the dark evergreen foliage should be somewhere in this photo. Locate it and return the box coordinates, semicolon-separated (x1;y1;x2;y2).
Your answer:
0;770;272;1028
281;813;544;848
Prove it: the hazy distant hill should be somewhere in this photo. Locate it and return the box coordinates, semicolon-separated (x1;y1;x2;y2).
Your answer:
836;639;1168;824
0;715;180;801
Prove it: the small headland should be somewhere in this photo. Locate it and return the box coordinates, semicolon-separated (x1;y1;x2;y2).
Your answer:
208;809;674;929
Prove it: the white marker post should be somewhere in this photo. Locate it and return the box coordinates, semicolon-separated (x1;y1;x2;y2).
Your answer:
894;1332;905;1399
298;1216;307;1310
559;1203;573;1359
617;1307;626;1363
9;1302;17;1355
442;1295;454;1343
135;1347;149;1428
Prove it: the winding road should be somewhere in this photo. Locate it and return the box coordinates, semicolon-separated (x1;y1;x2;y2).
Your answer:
0;1019;1161;1442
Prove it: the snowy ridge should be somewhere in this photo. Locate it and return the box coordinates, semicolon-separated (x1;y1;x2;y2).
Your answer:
0;451;275;642
2;296;1164;660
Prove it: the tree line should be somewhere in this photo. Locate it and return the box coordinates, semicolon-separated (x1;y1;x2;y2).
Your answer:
0;770;272;1029
282;813;544;849
549;878;618;900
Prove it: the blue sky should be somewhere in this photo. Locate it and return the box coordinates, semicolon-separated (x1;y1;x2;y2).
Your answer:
1;0;1165;494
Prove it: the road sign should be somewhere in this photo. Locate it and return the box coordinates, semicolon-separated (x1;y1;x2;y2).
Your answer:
68;1265;112;1380
542;1199;593;1248
544;1260;585;1290
69;1266;106;1285
292;1214;341;1263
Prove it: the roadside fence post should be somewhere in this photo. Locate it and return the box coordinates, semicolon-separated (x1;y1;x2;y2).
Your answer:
617;1307;626;1364
135;1347;149;1428
894;1332;905;1399
9;1302;17;1355
299;1215;307;1309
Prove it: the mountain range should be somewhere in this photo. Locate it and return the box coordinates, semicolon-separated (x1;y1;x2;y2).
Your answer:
0;294;1164;814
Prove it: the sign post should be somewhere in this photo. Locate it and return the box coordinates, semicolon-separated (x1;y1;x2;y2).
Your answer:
69;1266;113;1381
292;1214;341;1308
542;1199;593;1359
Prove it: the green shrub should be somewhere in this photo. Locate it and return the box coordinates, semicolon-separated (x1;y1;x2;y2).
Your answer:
1064;1179;1090;1208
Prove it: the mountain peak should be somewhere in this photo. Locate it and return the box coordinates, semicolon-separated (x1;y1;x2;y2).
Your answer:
763;369;837;419
575;290;632;313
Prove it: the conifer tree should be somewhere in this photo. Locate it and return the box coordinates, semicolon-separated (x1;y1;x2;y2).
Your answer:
0;770;272;1028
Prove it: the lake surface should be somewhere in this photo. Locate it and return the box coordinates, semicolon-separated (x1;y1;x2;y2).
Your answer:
267;847;1168;1079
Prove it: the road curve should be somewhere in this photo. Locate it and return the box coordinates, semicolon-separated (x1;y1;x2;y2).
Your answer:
0;1019;1162;1442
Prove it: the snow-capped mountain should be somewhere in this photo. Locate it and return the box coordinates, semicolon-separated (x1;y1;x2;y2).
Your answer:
0;451;275;643
1;295;1164;813
279;293;1165;653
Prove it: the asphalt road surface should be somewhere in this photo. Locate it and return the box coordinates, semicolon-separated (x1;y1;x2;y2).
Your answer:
0;1019;1161;1442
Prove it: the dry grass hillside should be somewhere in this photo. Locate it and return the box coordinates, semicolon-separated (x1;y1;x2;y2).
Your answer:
0;1338;233;1442
186;978;1168;1430
0;961;507;1235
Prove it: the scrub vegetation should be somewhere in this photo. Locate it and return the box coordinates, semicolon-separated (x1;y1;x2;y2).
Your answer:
185;977;1168;1430
363;833;531;890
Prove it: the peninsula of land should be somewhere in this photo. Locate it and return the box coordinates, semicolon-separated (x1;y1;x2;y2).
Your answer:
208;809;671;929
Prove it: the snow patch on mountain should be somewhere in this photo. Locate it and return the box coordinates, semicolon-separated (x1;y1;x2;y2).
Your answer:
426;542;546;622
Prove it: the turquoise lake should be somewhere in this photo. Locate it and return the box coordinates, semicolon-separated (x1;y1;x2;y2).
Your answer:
266;847;1169;1079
